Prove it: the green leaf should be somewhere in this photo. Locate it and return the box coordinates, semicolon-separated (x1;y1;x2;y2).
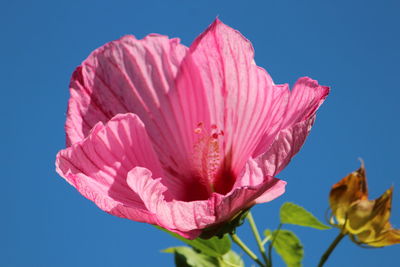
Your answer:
156;226;231;257
193;235;231;256
221;251;244;267
269;229;304;267
163;246;219;267
164;247;244;267
280;202;330;229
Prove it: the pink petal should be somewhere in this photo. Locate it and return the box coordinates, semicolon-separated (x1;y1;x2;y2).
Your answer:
215;158;286;221
126;167;216;238
56;113;165;223
256;77;329;177
60;172;157;224
66;34;197;184
253;180;287;204
127;159;285;238
181;19;290;193
233;158;265;188
281;77;329;130
252;83;290;157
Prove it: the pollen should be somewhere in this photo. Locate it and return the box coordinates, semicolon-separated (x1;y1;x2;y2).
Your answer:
194;122;204;134
192;123;223;193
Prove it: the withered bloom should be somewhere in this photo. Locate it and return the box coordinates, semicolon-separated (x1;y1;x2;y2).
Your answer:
329;163;400;247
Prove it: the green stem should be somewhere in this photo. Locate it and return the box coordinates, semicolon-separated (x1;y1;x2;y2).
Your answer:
230;233;265;267
267;223;282;267
317;232;345;267
247;212;270;266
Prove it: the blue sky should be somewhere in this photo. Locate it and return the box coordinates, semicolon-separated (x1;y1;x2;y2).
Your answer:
2;0;399;266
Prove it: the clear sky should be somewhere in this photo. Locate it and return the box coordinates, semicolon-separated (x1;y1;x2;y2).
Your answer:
2;0;399;266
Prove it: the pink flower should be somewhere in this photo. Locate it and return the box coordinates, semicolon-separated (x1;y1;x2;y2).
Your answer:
56;19;329;239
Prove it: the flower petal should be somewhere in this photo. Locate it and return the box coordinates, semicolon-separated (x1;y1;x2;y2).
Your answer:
255;77;329;176
66;34;196;183
363;227;400;247
254;179;287;204
347;187;393;235
251;83;290;158
183;19;290;180
281;77;329;130
56;113;165;223
126;159;285;238
216;158;286;221
126;167;216;239
329;164;368;225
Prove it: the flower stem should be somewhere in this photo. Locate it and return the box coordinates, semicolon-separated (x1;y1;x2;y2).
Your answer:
247;212;270;266
230;233;265;267
317;232;345;267
267;223;282;267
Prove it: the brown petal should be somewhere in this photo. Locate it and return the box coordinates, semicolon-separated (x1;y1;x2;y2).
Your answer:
329;163;368;225
353;188;395;244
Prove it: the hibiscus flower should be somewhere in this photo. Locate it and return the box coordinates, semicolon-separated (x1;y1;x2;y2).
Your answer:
56;19;329;239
